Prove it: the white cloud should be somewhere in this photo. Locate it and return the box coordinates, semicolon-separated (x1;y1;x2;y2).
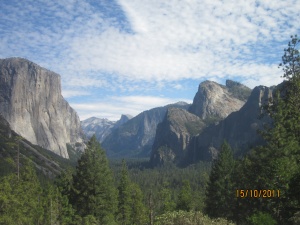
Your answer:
1;0;300;119
62;90;91;98
71;95;192;121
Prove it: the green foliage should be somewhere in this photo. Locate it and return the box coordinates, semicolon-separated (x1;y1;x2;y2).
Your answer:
0;159;43;224
117;159;132;225
111;159;211;219
205;140;235;219
158;185;176;214
130;183;147;225
177;180;192;211
117;159;147;225
247;212;277;225
226;80;252;102
154;211;235;225
230;35;300;224
184;120;205;136
289;211;300;225
71;135;118;223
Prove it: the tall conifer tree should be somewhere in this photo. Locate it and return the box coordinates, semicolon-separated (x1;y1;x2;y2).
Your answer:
117;159;132;225
205;140;235;219
71;135;118;224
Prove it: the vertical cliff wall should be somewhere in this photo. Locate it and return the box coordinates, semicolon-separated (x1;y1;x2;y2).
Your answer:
0;57;83;158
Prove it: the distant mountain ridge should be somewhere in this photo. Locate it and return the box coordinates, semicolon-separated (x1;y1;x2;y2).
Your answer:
81;114;133;142
101;102;190;158
0;57;84;158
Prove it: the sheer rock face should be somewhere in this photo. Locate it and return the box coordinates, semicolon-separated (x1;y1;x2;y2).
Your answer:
102;102;190;158
149;80;251;166
186;85;274;162
0;58;83;158
150;108;206;166
188;80;248;120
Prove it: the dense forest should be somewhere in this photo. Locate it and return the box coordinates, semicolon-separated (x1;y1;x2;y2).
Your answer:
0;36;300;224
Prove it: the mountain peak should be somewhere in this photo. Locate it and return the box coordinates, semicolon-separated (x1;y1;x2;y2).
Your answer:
189;80;246;120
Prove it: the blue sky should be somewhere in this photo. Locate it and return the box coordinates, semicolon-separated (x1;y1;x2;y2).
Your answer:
1;0;299;120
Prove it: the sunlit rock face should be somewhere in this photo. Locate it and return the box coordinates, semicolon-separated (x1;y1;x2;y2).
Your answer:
188;80;249;120
0;57;83;158
186;85;274;162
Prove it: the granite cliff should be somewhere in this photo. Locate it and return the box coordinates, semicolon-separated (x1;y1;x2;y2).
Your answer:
102;102;190;158
150;108;206;166
0;58;83;158
185;85;274;163
150;80;251;166
189;80;250;121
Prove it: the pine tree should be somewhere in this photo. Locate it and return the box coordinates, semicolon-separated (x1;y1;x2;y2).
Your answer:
71;135;118;224
130;183;147;225
233;35;300;223
0;159;44;224
204;140;235;219
117;159;132;225
159;185;176;214
177;180;192;211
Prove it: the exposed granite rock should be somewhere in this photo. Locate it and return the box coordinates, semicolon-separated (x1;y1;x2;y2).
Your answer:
150;108;206;166
149;80;251;167
81;114;133;142
0;114;11;139
113;114;133;129
185;85;274;162
102;102;190;158
0;57;83;158
188;80;250;121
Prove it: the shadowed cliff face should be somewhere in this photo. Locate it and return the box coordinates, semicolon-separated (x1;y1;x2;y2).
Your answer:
102;102;190;158
150;108;206;166
0;58;83;158
186;85;274;163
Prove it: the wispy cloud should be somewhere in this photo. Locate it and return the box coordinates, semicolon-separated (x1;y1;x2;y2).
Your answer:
0;0;299;119
72;95;192;121
62;90;91;98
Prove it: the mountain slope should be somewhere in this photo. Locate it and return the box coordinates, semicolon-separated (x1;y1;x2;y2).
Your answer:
185;85;274;163
81;114;132;142
0;114;77;178
102;102;190;158
149;80;251;166
150;108;206;166
0;57;84;158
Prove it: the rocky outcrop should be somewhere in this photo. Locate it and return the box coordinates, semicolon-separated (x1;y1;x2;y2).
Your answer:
102;102;190;158
0;57;83;158
185;85;274;163
113;114;133;129
81;114;132;142
150;108;206;166
188;80;250;121
149;80;251;167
